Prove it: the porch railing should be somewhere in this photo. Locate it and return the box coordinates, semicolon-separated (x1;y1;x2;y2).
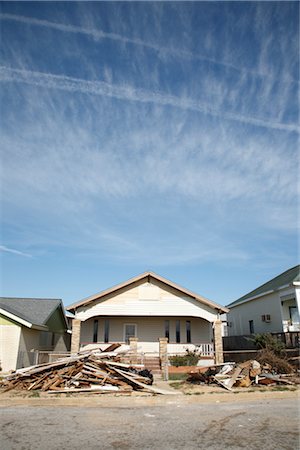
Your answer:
282;321;300;333
80;341;214;356
167;343;214;357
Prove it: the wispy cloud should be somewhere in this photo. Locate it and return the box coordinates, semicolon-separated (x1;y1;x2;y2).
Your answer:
0;66;298;132
0;2;298;274
0;245;32;258
0;12;297;85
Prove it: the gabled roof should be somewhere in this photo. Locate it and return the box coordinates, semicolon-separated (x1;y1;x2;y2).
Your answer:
227;265;300;308
0;297;67;330
67;271;228;313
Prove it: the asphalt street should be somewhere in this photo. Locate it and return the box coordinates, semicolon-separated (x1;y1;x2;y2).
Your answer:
1;397;299;450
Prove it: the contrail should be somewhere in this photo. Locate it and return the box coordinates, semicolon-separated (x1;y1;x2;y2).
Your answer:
0;244;32;258
0;66;298;133
0;13;297;85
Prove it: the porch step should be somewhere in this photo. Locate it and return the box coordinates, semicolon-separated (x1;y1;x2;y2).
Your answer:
120;355;162;376
143;356;162;376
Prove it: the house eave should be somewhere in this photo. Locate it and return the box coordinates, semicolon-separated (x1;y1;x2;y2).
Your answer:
0;308;48;330
67;271;228;314
227;283;295;309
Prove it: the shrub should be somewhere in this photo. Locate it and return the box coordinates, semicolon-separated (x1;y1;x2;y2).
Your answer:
250;333;286;355
169;349;200;367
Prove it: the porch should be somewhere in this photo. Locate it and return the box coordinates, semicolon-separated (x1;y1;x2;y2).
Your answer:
78;315;214;356
281;296;300;332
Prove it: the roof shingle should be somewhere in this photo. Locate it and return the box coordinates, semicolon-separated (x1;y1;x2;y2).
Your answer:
0;297;63;327
227;265;300;308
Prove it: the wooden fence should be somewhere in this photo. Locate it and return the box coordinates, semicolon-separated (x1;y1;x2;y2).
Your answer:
223;331;300;351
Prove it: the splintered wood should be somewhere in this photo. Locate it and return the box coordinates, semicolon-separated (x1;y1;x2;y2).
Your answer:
0;347;164;395
187;358;299;391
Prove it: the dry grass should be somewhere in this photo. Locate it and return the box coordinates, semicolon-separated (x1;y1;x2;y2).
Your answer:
256;349;295;374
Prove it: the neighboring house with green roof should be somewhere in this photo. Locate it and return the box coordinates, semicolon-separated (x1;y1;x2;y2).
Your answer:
226;265;300;336
0;297;70;372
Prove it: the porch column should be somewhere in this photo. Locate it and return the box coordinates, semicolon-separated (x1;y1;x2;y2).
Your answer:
129;337;138;364
71;319;81;354
213;320;224;364
159;337;169;381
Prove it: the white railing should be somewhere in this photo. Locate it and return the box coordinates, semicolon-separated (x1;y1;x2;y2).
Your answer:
137;342;160;354
80;341;214;356
167;343;214;356
282;320;300;332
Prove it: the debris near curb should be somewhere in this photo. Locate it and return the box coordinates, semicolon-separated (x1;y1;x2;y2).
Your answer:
187;357;299;391
0;347;164;395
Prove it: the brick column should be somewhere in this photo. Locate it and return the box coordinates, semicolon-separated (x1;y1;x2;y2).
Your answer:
129;337;138;364
159;337;169;381
71;319;81;354
213;319;224;364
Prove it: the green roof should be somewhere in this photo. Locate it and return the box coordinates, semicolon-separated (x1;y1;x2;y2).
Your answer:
227;265;300;308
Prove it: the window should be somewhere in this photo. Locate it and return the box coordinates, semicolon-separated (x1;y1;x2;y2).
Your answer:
186;320;191;343
104;319;110;343
176;320;181;343
39;331;53;348
93;319;98;343
124;324;137;344
165;320;170;341
249;320;254;334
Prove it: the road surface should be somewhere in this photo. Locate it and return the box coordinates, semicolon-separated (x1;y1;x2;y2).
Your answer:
1;397;299;449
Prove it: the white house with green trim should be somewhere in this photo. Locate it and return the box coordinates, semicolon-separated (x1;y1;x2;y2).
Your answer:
226;265;300;336
0;298;70;372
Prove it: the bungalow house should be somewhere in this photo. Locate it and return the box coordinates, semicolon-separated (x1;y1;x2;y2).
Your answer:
0;297;70;372
67;271;228;363
226;265;300;337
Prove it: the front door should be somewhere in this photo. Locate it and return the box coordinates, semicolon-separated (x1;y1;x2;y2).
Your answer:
124;323;137;344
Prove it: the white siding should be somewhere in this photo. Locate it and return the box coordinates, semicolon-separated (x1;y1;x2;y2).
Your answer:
76;280;218;323
227;289;294;335
0;320;21;372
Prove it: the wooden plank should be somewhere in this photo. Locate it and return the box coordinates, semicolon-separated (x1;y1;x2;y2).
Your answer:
102;343;121;352
109;366;175;395
214;367;242;391
47;388;131;394
100;360;142;369
263;374;294;385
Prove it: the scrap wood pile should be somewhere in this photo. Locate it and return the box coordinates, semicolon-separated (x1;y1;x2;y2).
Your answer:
187;356;299;391
0;346;166;395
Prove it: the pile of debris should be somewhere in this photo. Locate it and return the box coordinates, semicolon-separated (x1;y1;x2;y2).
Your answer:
0;346;166;395
187;359;299;391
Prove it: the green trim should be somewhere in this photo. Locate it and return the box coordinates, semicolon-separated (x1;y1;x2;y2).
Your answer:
0;314;21;326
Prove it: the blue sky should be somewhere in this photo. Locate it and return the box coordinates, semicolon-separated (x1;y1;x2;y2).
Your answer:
0;2;299;307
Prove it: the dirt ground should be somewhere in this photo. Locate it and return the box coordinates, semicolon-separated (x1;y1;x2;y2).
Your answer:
0;385;299;449
0;381;299;405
